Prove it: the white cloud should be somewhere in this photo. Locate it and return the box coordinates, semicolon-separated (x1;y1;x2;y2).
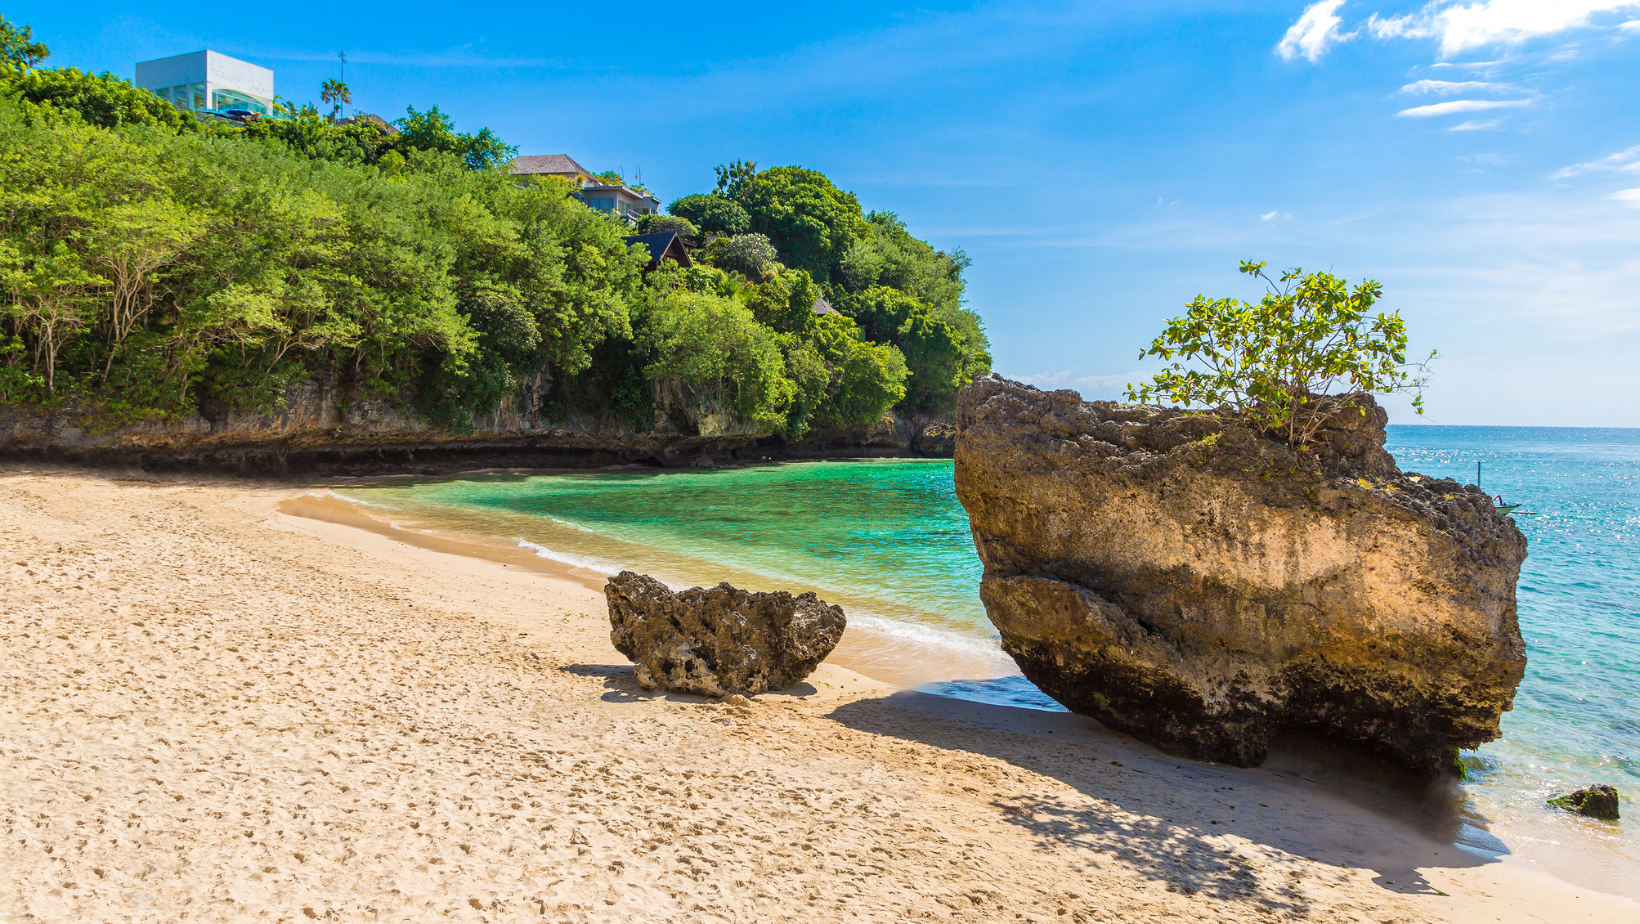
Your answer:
1261;210;1279;220
1613;189;1640;206
1449;118;1504;130
1400;78;1505;93
1622;19;1640;30
1278;0;1357;62
1396;98;1533;116
1553;143;1640;177
1368;1;1640;58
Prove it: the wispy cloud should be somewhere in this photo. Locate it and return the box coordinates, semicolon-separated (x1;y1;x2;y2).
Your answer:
1368;1;1640;58
1613;189;1640;206
1449;118;1504;130
1396;98;1532;117
1261;210;1279;220
1552;143;1640;178
1400;78;1506;94
1277;0;1357;62
252;47;567;69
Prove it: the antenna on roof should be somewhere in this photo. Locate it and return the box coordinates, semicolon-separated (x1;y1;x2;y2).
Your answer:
339;51;347;118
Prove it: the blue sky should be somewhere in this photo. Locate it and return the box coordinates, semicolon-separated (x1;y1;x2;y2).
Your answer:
20;1;1640;425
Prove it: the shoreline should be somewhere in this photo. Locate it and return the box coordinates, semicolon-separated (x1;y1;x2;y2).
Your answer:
293;480;1640;903
285;473;1020;692
1;466;1633;922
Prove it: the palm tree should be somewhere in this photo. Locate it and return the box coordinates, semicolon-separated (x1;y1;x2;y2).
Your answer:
320;79;351;121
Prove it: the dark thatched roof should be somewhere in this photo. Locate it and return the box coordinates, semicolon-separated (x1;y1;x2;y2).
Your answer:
624;231;692;269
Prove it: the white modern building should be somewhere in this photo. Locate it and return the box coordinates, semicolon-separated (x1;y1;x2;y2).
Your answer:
135;50;274;116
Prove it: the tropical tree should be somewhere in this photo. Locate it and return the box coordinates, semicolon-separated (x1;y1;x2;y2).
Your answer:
744;268;819;335
810;312;908;426
1125;261;1435;445
640;289;795;430
320;78;351;120
0;241;102;395
84;200;201;379
730;166;870;282
635;214;699;239
0;15;48;77
703;233;780;281
395;105;516;170
7;67;193;130
666;194;751;236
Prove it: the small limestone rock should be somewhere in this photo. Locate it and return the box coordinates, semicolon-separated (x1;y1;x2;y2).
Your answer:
605;571;845;697
1549;784;1621;820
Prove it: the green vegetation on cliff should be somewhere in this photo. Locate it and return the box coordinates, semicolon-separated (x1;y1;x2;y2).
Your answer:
667;163;987;416
0;16;988;437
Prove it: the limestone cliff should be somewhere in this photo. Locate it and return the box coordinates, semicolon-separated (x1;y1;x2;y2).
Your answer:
954;377;1527;774
0;377;956;473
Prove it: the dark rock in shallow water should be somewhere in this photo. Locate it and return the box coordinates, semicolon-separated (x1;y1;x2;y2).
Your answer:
1550;785;1620;820
953;376;1528;776
605;571;846;696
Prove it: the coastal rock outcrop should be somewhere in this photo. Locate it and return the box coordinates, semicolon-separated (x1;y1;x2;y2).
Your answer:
605;571;846;696
953;376;1528;775
1550;785;1621;820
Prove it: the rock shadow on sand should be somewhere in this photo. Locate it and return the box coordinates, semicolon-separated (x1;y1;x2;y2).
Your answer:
561;662;819;704
826;689;1503;915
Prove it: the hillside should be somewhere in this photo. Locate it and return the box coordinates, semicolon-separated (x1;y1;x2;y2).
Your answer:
0;17;989;464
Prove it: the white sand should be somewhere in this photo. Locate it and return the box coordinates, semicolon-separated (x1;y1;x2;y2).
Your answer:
0;469;1632;923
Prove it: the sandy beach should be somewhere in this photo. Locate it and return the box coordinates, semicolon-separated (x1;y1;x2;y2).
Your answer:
1;468;1633;923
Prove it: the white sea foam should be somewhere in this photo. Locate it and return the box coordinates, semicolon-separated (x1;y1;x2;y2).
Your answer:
516;538;624;575
548;517;598;533
326;491;384;509
846;612;1011;667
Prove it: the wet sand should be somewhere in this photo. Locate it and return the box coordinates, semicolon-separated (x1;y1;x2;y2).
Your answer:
1;468;1633;923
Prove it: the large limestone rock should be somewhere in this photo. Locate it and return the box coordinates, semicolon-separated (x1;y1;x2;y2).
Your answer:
605;571;846;696
954;377;1528;775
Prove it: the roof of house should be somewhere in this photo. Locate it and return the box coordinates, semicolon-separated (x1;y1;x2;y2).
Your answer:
510;154;594;177
812;297;838;316
624;231;692;269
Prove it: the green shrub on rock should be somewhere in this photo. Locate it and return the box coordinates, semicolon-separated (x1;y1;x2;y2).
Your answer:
1126;261;1435;445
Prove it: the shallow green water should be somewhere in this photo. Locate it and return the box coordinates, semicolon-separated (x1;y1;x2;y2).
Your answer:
338;459;1020;682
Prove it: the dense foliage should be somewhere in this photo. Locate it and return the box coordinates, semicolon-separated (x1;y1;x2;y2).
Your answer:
665;162;990;415
666;194;750;236
1125;261;1434;444
0;16;987;438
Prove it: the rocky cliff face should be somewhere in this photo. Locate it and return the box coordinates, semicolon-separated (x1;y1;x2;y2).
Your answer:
954;377;1527;775
0;377;957;474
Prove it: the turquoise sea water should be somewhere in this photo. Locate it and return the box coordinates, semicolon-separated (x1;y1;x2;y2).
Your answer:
339;426;1637;871
338;460;1020;684
1383;425;1638;872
